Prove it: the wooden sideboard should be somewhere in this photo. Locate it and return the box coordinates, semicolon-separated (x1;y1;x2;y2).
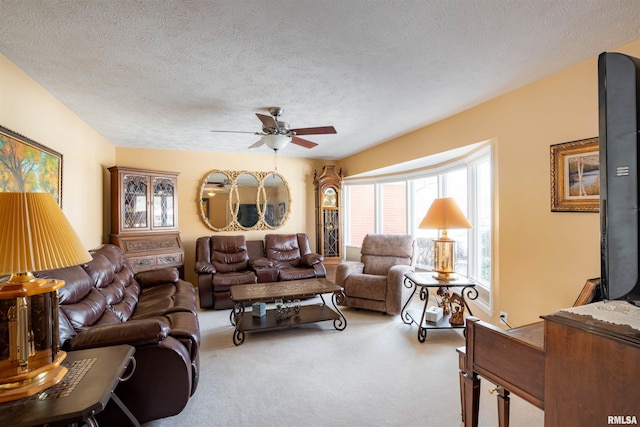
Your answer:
109;166;184;277
461;304;640;427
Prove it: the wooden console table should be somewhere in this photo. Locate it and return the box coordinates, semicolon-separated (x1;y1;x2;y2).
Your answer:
461;302;640;427
0;345;137;427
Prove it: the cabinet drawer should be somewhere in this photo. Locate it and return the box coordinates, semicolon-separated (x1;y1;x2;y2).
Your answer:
156;252;183;266
130;255;156;269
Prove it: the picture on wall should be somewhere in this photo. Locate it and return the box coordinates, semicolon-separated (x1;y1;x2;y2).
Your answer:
0;125;62;205
550;137;599;212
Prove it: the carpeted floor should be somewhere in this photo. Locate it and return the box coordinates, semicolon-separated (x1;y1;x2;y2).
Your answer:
143;295;543;427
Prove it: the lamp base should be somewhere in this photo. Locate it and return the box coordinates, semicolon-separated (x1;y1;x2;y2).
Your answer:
432;271;457;281
0;351;67;403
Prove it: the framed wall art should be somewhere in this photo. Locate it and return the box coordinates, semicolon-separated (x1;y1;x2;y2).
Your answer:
550;137;599;212
0;125;63;205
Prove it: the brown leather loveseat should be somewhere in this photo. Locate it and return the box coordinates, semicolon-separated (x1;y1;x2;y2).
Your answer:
195;233;325;309
35;244;200;424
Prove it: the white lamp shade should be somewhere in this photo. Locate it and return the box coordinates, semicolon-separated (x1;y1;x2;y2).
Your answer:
262;134;291;150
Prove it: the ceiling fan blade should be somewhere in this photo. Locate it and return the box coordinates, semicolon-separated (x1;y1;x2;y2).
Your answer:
210;130;259;134
256;113;277;129
249;139;265;149
290;126;336;135
291;136;318;149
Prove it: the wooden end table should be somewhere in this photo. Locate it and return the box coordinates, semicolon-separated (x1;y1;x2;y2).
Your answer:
0;344;138;427
401;272;478;342
229;278;347;345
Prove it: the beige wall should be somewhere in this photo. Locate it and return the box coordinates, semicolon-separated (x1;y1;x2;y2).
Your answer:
0;53;115;249
340;38;640;327
114;147;330;285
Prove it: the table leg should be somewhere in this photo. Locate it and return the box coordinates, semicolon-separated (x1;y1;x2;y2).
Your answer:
461;285;479;317
230;302;244;326
110;392;140;427
401;277;417;325
417;291;430;342
496;387;510;427
331;291;347;331
233;327;245;346
463;372;480;427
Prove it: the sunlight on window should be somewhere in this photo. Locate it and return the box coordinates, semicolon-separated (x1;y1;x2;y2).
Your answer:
381;182;407;234
343;145;493;308
347;184;374;246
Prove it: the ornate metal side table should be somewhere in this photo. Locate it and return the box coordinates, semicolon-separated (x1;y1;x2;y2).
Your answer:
401;272;478;342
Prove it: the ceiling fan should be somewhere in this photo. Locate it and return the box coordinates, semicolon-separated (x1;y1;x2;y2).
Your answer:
211;107;337;151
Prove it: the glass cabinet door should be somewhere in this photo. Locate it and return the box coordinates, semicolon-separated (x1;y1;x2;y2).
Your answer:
123;174;150;229
153;177;176;228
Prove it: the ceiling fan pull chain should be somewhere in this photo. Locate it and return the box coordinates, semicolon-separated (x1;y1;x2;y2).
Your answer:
274;149;278;171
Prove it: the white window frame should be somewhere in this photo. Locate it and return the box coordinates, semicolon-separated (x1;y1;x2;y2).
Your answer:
342;144;493;314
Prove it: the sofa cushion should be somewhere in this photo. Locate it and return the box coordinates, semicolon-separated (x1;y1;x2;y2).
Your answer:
211;271;257;291
211;236;250;273
361;234;414;276
278;268;317;281
132;281;197;318
60;287;119;332
362;254;412;276
265;234;302;265
344;274;388;301
83;251;140;322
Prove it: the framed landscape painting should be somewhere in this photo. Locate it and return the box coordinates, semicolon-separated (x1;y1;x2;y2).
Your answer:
0;125;62;205
550;137;599;212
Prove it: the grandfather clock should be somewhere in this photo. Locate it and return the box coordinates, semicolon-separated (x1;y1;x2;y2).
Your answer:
314;165;343;264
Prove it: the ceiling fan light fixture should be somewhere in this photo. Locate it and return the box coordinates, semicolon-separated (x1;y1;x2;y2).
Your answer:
262;134;291;151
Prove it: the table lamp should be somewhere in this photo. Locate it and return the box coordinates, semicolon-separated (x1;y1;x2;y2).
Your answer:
419;197;472;280
0;192;92;402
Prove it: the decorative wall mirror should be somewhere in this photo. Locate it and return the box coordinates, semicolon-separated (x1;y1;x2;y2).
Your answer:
198;170;291;231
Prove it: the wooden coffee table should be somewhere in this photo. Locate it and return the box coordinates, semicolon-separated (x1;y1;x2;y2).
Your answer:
229;278;347;345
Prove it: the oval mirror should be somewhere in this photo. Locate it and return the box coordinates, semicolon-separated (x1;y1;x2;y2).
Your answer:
235;172;260;229
198;170;291;231
263;173;290;227
199;171;232;230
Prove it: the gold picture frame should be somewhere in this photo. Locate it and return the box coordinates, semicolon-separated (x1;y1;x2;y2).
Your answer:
0;125;63;206
550;137;599;212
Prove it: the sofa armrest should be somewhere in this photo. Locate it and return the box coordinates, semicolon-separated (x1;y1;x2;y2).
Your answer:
136;268;179;288
194;261;216;274
335;261;364;286
300;253;323;267
249;257;273;269
67;319;170;350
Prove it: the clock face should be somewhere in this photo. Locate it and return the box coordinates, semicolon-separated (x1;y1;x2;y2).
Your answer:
322;188;337;207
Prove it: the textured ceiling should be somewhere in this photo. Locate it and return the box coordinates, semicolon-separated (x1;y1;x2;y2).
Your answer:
1;1;639;160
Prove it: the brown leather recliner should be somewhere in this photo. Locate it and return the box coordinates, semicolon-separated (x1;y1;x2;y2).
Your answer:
263;233;326;281
194;235;258;309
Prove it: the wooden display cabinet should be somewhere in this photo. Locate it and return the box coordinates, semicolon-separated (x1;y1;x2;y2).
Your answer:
314;165;343;264
109;166;184;276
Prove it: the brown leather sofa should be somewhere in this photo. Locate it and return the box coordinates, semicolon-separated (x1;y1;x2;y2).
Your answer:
195;233;325;310
262;233;326;281
194;235;258;310
35;244;200;424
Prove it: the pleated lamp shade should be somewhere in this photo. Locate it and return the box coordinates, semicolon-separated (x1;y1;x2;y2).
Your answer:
0;192;92;277
419;197;472;231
